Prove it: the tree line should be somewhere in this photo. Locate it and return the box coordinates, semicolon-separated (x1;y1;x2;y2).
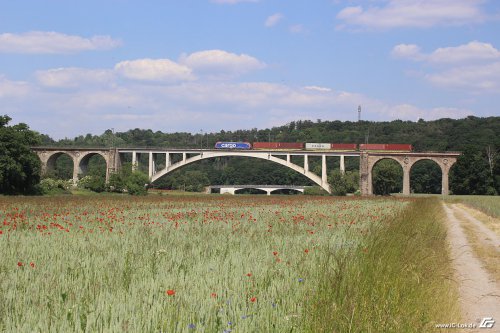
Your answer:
1;115;499;195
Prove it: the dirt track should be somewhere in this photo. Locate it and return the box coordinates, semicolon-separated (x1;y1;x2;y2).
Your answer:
443;203;500;331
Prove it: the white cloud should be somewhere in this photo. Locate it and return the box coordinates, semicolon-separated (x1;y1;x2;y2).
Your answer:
35;68;114;88
336;0;486;30
391;44;423;61
180;50;265;78
265;13;284;27
426;62;500;92
393;41;500;93
382;104;470;120
0;31;121;54
0;76;30;98
303;86;333;93
393;41;500;63
114;58;195;83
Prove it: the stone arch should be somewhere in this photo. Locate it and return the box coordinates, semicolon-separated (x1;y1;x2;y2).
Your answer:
368;156;405;195
150;152;330;193
43;151;76;180
77;152;109;180
409;158;442;194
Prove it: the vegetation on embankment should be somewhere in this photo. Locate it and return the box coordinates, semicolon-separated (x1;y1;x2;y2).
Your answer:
304;198;460;332
445;195;500;218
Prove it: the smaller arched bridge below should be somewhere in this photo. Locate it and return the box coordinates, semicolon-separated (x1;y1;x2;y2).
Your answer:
207;185;310;195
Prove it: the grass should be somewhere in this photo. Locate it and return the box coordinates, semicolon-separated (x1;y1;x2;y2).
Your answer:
0;195;459;332
303;198;461;332
445;195;500;218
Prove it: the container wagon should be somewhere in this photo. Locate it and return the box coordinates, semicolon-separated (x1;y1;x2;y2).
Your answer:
252;142;304;150
305;143;331;150
359;144;412;152
331;143;358;151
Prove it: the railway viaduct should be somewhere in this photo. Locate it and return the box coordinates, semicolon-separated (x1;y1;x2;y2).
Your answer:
32;147;460;196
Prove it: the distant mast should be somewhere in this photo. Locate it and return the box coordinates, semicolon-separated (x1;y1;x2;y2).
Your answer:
358;105;361;122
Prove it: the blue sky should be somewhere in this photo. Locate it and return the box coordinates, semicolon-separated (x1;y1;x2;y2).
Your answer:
1;0;499;139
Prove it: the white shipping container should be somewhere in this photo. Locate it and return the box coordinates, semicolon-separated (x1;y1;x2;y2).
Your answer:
305;143;331;150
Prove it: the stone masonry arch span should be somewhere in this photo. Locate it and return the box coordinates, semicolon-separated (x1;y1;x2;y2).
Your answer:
362;153;457;195
34;148;114;184
409;158;442;194
77;152;109;179
369;157;404;195
150;151;330;193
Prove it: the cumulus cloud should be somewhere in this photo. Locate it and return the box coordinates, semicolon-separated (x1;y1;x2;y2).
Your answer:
393;41;500;93
393;41;500;63
180;50;265;78
303;86;333;93
0;31;121;54
0;76;30;98
114;58;195;83
336;0;486;30
36;68;114;88
426;62;500;92
265;13;284;27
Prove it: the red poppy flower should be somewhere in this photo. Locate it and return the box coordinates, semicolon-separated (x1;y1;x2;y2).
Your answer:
304;249;309;253
273;251;278;256
211;293;217;298
30;262;35;268
17;262;23;267
246;273;252;277
250;297;257;302
166;289;175;296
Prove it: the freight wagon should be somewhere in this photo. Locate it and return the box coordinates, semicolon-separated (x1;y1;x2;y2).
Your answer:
359;144;412;152
214;142;252;149
305;143;331;150
252;142;304;150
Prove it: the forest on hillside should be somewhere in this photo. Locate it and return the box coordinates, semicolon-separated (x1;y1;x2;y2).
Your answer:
37;116;500;195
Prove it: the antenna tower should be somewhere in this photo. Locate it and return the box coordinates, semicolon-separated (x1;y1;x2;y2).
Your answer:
358;105;361;122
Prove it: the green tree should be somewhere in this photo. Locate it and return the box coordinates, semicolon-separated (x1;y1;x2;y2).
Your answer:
329;170;348;196
0;115;42;195
372;159;403;195
450;147;496;195
125;171;149;195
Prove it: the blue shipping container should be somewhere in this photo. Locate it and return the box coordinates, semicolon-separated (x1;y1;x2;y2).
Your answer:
214;142;251;149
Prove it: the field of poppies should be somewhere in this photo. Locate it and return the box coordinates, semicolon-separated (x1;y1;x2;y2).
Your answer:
0;194;457;332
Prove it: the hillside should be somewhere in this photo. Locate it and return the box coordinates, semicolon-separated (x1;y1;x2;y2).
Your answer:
39;116;500;195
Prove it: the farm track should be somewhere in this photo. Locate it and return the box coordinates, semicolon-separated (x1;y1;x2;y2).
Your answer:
443;203;500;331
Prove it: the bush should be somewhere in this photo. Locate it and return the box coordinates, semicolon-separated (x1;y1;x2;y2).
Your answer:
39;178;72;195
125;171;149;195
304;186;329;196
78;175;106;193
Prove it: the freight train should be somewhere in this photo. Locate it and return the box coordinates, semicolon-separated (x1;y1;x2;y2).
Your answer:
214;142;413;152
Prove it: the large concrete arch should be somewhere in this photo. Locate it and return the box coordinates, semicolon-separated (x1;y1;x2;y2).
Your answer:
150;151;330;192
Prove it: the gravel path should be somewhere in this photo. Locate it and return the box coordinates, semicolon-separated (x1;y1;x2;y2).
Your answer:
443;203;500;331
